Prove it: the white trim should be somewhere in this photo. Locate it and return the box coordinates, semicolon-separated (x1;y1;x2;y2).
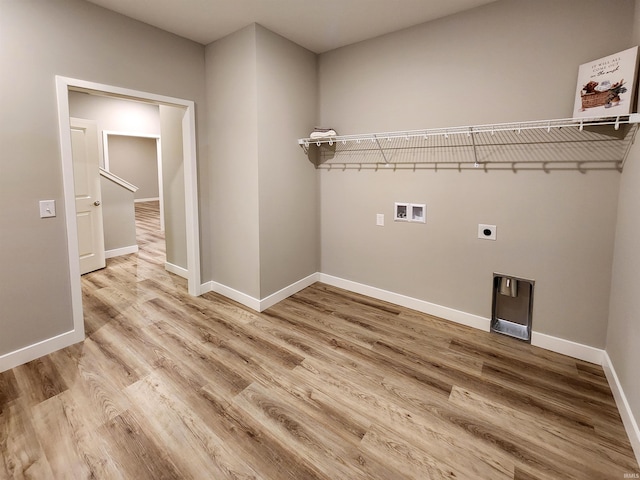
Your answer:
156;138;165;231
531;331;604;364
203;272;611;367
103;130;160;140
181;106;201;295
602;351;640;466
55;77;85;352
134;197;160;203
0;330;83;373
105;245;138;258
202;281;261;312
55;76;202;353
165;262;188;279
319;273;491;331
318;274;612;366
200;273;319;313
259;273;320;311
205;271;640;465
99;168;138;192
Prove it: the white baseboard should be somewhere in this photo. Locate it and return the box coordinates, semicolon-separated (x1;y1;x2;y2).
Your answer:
318;273;491;331
134;197;160;203
315;274;640;458
0;329;83;373
201;273;320;312
259;273;320;311
203;272;607;366
4;270;637;464
202;281;261;311
602;351;640;466
318;274;613;365
105;245;138;259
531;331;604;365
165;262;188;279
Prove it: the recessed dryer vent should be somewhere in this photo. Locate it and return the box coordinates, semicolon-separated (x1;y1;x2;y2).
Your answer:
491;273;534;342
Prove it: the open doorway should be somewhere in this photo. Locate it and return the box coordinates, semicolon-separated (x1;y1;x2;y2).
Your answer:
103;133;164;231
56;76;202;340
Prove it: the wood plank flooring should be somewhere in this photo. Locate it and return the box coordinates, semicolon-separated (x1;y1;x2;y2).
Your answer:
1;201;638;479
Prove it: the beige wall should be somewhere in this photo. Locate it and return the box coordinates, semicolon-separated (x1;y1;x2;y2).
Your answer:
319;0;634;132
606;0;640;453
256;25;319;297
100;175;137;252
0;0;205;357
108;135;159;200
206;24;318;299
68;91;160;169
317;0;635;348
206;25;261;298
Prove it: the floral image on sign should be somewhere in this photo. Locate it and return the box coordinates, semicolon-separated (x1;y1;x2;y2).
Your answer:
573;46;638;119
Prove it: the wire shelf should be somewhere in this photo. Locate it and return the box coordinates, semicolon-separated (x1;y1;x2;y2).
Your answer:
298;115;640;171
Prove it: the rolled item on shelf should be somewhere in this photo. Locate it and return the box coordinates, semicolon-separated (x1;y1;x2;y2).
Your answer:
309;127;338;139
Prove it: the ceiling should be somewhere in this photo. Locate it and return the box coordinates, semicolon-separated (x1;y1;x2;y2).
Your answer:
85;0;497;53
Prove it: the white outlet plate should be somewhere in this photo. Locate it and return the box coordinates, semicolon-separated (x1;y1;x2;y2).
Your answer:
478;224;497;240
376;213;384;226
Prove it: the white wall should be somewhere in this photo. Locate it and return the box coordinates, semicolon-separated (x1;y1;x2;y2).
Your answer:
317;0;634;348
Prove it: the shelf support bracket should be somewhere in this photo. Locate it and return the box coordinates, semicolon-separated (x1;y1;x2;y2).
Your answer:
470;127;479;168
373;134;389;164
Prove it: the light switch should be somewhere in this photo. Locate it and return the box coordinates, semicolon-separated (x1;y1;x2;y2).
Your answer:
376;213;384;226
39;200;56;218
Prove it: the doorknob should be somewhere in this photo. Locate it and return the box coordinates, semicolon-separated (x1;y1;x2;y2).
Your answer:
93;200;101;206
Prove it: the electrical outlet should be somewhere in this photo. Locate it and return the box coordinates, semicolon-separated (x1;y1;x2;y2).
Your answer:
478;224;497;240
376;213;384;226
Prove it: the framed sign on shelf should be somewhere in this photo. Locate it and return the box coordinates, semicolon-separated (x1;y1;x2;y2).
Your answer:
573;46;639;119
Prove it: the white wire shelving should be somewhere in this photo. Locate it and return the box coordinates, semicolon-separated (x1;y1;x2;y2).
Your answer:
298;115;640;171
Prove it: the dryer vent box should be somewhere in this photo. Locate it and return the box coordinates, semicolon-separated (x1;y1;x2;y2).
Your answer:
491;273;534;343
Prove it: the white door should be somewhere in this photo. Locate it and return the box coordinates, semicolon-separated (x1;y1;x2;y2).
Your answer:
71;117;105;274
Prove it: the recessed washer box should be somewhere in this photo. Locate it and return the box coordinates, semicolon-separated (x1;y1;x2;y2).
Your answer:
394;202;409;221
395;202;426;223
410;204;426;223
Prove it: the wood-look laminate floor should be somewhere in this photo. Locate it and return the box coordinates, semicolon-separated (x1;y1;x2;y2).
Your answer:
1;202;638;479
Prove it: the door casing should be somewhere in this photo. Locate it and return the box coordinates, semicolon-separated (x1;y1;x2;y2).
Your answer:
56;76;202;344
